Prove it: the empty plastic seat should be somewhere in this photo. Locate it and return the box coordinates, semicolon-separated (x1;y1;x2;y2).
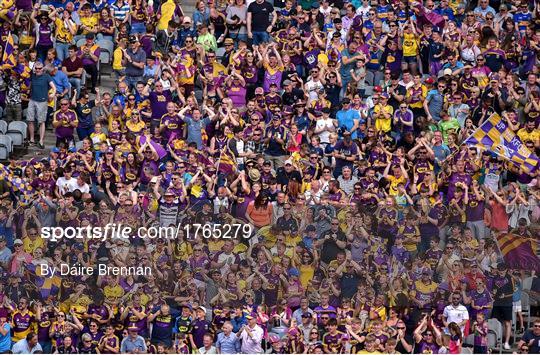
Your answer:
97;39;114;65
7;121;27;146
0;120;7;134
0;135;13;159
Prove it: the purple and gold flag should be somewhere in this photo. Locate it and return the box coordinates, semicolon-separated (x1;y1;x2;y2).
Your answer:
25;263;61;299
1;32;16;70
496;233;540;273
464;113;539;173
0;163;35;199
216;148;237;175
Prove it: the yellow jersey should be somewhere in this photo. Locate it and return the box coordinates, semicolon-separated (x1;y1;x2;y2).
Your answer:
157;0;177;30
79;15;98;34
23;237;45;254
402;32;419;57
112;47;125;71
54;18;75;43
374;104;393;133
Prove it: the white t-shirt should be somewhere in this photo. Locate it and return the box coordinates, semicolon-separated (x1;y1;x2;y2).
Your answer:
305;79;324;103
56;177;78;195
198;346;218;354
315;117;335;144
356;4;371;20
443;304;469;333
69;182;90;194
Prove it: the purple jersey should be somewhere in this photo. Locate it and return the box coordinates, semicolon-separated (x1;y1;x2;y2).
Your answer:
191;319;211;348
263;68;283;92
37;23;53;46
160;113;184;142
242;65;258;84
149;90;172;121
125;306;147;333
468;289;492;319
87;304;110;323
466;196;484;222
37;311;54;343
322;331;346;353
54;110;77;139
31;177;56;195
264;273;281;306
417;340;440;354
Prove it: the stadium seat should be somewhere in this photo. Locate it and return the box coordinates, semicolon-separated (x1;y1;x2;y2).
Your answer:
487;318;503;354
523;276;533;291
0;134;13;160
461;347;473;354
97;39;114;65
6;121;27;146
463;334;475;347
522;292;531;329
97;39;114;79
0;120;7;134
76;38;87;48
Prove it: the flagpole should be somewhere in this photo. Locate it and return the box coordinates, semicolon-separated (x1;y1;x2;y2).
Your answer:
0;31;9;63
215;146;224;172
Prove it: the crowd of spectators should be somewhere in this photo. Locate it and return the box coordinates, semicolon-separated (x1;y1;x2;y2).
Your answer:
0;0;539;352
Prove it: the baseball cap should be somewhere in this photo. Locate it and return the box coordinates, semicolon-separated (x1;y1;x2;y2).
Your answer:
197;306;207;314
13;239;23;246
289;268;300;277
443;68;452;76
373;85;382;92
246;312;257;319
224;38;234;45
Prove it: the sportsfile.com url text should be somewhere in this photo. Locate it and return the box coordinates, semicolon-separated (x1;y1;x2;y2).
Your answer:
40;223;252;242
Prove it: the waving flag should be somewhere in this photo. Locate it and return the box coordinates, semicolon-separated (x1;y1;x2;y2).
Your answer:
0;163;36;201
464;113;539;173
216;148;237;175
495;233;540;273
1;32;16;70
25;263;61;299
137;135;167;160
